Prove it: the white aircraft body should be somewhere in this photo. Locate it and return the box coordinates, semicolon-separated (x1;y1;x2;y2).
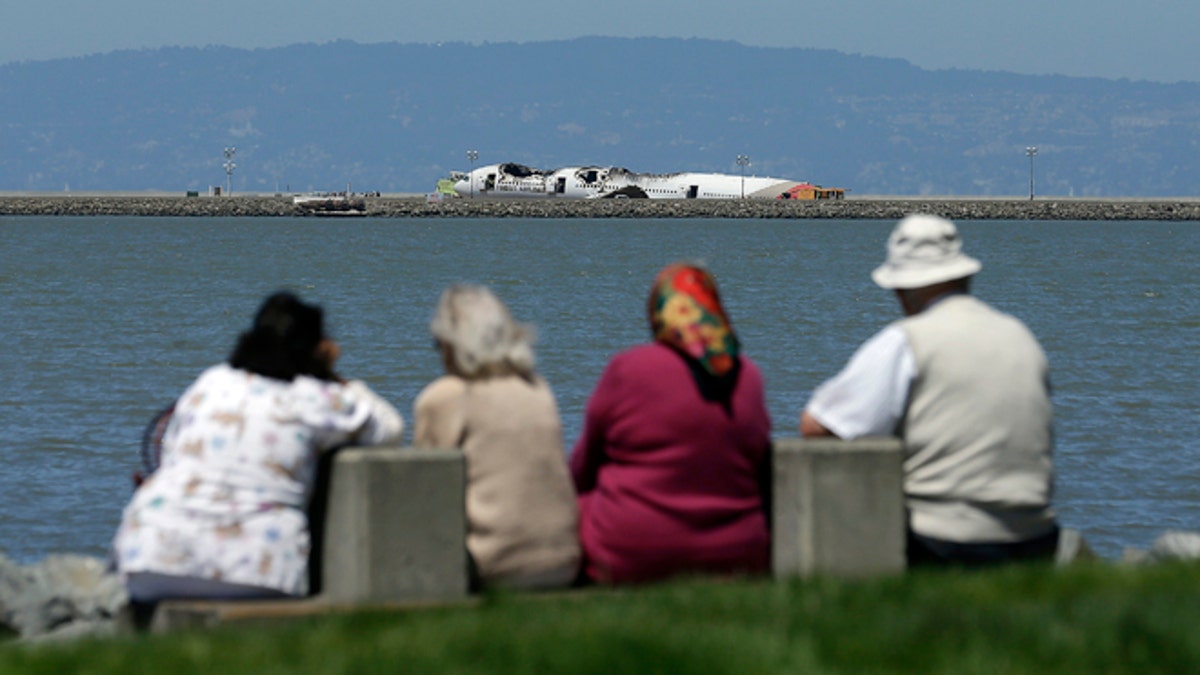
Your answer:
450;163;810;200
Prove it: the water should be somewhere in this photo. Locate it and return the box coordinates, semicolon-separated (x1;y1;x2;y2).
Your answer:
0;216;1195;562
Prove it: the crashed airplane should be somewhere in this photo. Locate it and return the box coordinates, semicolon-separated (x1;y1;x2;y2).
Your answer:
449;163;840;200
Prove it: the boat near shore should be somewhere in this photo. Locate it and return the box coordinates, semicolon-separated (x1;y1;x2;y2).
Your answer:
293;192;366;216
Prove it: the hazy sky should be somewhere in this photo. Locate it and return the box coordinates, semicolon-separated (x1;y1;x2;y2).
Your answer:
5;0;1198;83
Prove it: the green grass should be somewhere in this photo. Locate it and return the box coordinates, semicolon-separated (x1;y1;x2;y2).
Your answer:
6;561;1200;674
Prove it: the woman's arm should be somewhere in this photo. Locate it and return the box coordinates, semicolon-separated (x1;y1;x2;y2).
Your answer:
569;359;623;494
342;380;405;446
412;377;467;449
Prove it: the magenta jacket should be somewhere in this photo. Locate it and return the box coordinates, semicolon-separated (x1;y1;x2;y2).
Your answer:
570;343;772;584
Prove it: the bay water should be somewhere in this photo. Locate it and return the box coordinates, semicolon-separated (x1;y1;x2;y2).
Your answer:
0;216;1195;562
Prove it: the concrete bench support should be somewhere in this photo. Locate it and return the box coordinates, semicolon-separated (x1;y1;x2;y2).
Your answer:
320;447;468;604
772;437;906;579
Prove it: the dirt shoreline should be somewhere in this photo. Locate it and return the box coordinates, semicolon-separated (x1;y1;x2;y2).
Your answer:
3;195;1200;220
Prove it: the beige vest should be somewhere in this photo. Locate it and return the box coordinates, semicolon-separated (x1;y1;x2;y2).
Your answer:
897;294;1056;543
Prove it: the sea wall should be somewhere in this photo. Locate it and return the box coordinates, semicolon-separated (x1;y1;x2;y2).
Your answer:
3;195;1200;220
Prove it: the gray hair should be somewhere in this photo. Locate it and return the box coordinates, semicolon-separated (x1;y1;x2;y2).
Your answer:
430;284;536;379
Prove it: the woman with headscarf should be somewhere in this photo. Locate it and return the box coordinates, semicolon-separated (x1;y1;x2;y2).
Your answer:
570;263;772;585
413;284;580;591
112;291;404;601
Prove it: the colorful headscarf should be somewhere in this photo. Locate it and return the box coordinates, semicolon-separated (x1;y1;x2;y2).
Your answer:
647;264;740;377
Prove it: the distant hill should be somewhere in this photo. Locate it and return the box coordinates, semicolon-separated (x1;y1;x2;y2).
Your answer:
2;37;1199;196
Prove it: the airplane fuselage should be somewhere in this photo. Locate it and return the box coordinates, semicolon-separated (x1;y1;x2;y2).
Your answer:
451;163;808;200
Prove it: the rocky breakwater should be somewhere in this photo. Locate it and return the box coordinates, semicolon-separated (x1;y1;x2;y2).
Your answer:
372;197;1200;220
0;195;296;217
0;552;126;642
4;195;1200;219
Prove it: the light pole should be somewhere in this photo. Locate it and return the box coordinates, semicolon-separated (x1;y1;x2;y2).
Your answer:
466;149;478;198
736;154;750;199
1025;146;1038;200
223;146;237;196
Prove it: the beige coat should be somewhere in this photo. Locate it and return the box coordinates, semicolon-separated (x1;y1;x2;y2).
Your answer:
414;374;580;588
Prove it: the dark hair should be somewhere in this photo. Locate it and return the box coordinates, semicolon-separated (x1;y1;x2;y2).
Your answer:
228;291;335;381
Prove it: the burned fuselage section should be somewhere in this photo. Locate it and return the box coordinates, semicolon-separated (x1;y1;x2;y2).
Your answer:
453;163;813;200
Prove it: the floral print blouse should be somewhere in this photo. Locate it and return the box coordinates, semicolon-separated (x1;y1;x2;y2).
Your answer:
112;363;404;596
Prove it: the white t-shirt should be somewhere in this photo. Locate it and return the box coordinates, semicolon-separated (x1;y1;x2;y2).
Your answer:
804;325;915;439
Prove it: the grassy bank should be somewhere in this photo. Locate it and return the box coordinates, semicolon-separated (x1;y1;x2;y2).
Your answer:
6;562;1200;673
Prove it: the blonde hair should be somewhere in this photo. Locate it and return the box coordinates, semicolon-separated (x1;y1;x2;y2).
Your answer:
430;284;536;379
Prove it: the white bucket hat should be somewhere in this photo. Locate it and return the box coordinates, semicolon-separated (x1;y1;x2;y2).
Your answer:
871;214;982;289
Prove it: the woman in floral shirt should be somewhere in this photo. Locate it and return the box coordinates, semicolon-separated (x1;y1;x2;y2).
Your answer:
112;292;404;601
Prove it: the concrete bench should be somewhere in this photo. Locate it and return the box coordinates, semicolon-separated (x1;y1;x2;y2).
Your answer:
303;437;1084;587
772;437;907;579
772;437;1094;575
144;436;1102;633
141;437;922;631
318;447;468;604
315;439;910;591
315;439;907;594
144;594;480;633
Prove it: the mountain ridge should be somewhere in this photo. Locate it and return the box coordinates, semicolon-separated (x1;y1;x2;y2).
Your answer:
2;37;1198;196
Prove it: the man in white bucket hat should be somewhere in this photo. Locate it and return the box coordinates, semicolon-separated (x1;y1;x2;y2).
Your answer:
800;214;1058;567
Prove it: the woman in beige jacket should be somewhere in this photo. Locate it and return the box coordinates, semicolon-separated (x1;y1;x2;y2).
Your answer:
413;284;580;590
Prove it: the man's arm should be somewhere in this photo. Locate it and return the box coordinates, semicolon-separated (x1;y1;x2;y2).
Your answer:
797;325;915;440
799;410;837;438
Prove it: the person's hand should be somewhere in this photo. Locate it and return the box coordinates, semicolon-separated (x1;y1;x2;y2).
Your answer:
315;339;346;382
